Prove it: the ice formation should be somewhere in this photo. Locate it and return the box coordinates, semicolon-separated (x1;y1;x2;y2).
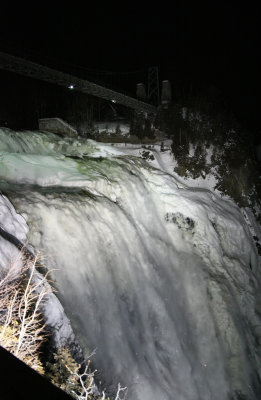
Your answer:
0;127;261;400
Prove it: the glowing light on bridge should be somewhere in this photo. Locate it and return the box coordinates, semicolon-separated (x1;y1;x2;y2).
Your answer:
68;84;74;89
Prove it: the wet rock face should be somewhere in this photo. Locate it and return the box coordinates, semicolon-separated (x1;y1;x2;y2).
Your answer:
141;150;155;160
165;212;195;232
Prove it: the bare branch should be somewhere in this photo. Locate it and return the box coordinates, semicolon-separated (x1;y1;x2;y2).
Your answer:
0;251;52;373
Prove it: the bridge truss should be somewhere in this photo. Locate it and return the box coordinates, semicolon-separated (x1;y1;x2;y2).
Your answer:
0;51;157;115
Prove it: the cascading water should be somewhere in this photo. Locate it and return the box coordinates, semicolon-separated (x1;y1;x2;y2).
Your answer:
0;127;261;400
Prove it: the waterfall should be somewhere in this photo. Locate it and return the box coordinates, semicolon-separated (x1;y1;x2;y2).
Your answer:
0;127;261;400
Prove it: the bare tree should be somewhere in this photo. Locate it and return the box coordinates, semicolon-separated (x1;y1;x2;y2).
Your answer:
0;251;51;373
66;359;127;400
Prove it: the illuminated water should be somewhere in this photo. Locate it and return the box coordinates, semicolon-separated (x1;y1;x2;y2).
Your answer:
0;128;261;399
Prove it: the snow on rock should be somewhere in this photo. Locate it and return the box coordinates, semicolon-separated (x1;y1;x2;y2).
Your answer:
35;268;82;354
0;194;28;268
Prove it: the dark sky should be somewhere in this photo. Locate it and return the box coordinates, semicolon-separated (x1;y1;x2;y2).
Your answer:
0;2;260;132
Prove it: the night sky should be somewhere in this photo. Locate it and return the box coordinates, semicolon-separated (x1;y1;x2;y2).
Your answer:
0;2;260;134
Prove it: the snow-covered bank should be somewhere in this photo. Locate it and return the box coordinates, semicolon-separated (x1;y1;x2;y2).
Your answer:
0;128;261;400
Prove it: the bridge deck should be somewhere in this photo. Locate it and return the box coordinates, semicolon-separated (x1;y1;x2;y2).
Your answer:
0;51;157;114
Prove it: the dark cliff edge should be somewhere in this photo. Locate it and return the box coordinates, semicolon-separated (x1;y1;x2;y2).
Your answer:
0;345;73;400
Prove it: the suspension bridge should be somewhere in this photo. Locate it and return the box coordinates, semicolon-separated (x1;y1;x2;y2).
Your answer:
0;51;157;115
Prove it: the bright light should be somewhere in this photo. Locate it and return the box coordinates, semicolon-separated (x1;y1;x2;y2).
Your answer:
111;99;116;103
68;84;74;89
